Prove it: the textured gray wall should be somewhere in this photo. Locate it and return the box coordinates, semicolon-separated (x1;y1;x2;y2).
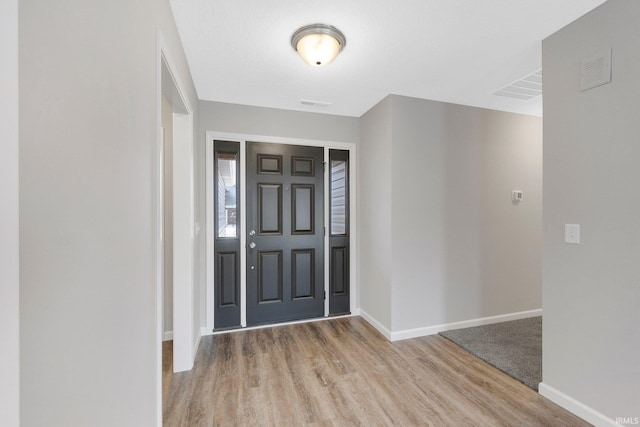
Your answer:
359;96;393;331
19;0;197;425
389;95;542;332
198;101;359;144
0;0;19;425
543;0;640;419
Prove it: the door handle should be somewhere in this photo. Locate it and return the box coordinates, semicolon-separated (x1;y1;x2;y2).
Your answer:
249;242;256;249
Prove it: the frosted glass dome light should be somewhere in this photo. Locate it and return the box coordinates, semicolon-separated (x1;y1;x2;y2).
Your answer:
291;24;346;67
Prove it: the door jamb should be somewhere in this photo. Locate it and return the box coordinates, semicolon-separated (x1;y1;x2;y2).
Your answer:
156;28;196;388
205;132;357;331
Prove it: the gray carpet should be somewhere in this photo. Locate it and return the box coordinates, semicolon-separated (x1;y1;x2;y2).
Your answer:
439;316;541;390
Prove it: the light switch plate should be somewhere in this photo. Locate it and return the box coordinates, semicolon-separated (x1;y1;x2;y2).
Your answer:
512;190;523;202
565;224;580;244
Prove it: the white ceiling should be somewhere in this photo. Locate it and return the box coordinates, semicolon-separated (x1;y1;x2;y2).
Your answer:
169;0;606;117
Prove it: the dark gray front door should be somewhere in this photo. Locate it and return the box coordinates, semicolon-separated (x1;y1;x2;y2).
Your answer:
246;142;324;326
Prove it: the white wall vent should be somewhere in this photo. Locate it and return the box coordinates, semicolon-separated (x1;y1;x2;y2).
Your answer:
492;70;542;101
580;49;612;91
300;99;331;108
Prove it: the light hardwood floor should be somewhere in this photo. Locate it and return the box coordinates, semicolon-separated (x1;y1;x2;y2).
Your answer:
163;316;589;426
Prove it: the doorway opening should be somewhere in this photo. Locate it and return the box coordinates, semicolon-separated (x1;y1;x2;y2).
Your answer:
156;38;197;427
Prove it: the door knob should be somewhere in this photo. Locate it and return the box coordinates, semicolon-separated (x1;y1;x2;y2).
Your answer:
249;242;256;249
249;229;256;236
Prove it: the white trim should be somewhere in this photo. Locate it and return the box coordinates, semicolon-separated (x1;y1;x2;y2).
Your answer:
200;326;213;337
239;140;247;327
154;30;164;427
157;31;196;375
389;308;542;341
206;131;355;150
162;331;174;341
358;310;392;340
205;141;214;331
323;146;330;317
204;131;357;330
159;127;165;344
538;383;616;427
172;111;194;373
210;313;355;336
348;145;357;315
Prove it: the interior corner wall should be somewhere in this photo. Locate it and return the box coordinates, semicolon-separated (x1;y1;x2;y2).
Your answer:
389;95;542;332
19;0;198;425
0;0;19;425
542;0;640;420
358;96;393;332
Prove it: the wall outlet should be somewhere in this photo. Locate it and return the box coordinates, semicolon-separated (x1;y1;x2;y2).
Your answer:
565;224;580;244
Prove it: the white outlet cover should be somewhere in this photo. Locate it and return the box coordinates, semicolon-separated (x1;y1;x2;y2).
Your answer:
565;224;580;244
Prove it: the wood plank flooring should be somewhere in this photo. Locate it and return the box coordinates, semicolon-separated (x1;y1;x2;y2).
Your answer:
163;316;589;426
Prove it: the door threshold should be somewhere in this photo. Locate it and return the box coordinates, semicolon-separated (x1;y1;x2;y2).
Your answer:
209;313;355;336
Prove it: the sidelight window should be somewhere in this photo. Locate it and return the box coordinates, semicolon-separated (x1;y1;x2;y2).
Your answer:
216;152;237;238
329;153;349;236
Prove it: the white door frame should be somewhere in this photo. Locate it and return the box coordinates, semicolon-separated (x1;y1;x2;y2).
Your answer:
205;132;357;331
156;29;195;392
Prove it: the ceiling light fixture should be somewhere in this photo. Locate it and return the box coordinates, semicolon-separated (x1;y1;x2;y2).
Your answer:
291;24;346;67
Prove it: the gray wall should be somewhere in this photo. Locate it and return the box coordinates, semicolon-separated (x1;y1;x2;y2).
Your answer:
0;0;19;425
19;0;198;425
359;95;542;334
543;0;640;419
390;95;542;331
199;101;359;143
358;96;393;330
200;97;541;336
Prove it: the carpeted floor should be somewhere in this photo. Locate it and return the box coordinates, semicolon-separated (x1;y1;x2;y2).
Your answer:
439;316;541;390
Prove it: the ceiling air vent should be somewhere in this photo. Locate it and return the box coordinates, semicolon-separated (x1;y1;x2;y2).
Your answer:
492;70;542;101
300;99;331;108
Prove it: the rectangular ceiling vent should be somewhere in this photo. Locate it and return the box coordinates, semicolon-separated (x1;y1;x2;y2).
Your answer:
492;70;542;101
300;99;331;108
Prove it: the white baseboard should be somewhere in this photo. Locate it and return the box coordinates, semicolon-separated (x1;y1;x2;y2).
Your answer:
390;308;542;341
538;383;617;427
358;309;392;340
162;331;173;341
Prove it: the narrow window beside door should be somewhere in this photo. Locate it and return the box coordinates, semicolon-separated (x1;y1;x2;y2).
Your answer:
217;153;237;238
330;159;348;235
214;141;241;329
329;149;350;315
